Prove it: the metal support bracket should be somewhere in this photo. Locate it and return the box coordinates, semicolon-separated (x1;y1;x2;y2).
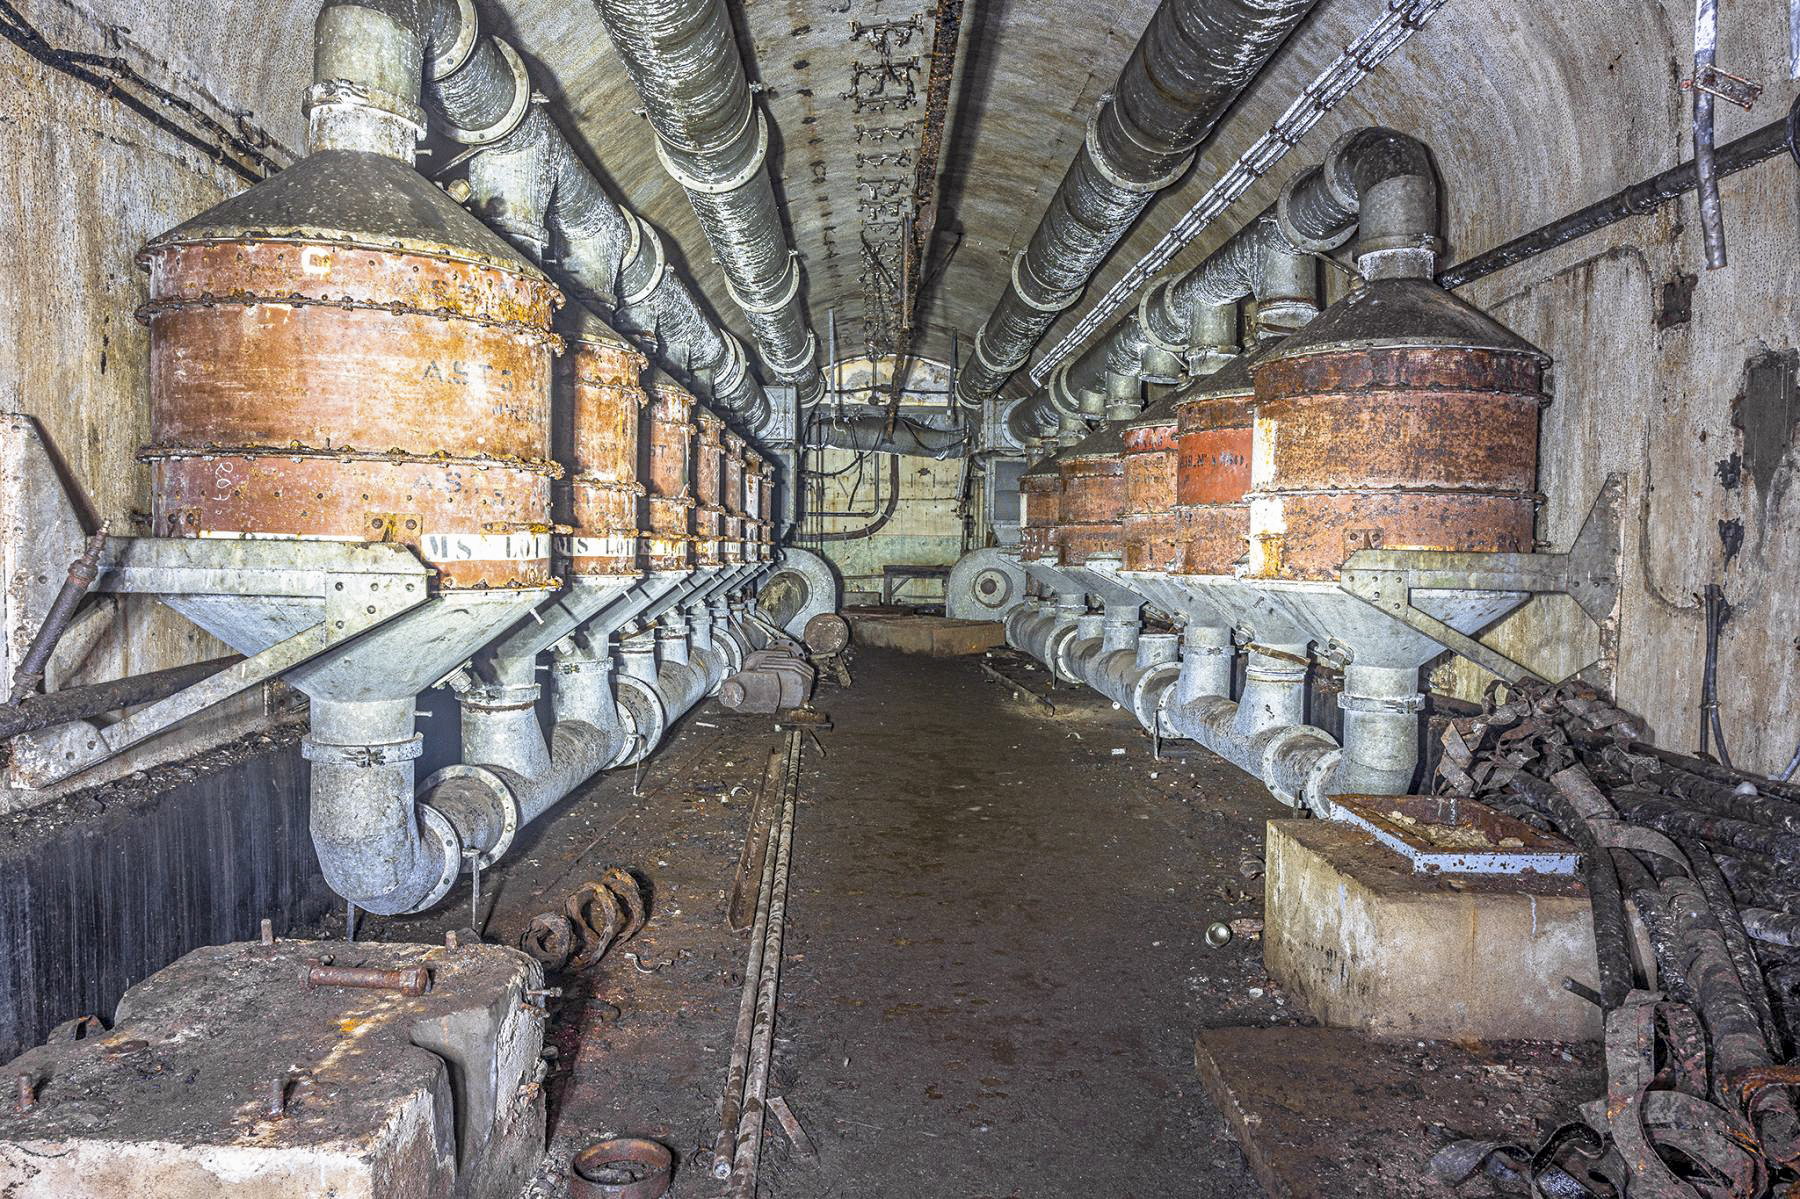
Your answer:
1337;474;1624;684
16;537;432;785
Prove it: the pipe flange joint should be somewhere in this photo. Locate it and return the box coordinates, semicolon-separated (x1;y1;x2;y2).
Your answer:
1012;251;1082;315
1131;662;1181;730
1300;748;1342;818
756;327;817;383
655;110;768;196
1260;724;1333;810
420;763;518;867
618;220;667;308
1137;285;1188;358
305;79;427;140
723;252;803;317
1046;364;1086;421
710;333;750;395
1338;690;1426;715
444;39;532;146
428;0;480;81
403;804;464;914
1083;109;1194;194
1276;167;1356;255
970;327;1021;376
301;733;425;767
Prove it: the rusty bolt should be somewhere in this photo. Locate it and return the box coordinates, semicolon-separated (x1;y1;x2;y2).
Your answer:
15;1074;33;1113
265;1077;287;1120
445;930;461;951
298;961;430;996
260;918;275;947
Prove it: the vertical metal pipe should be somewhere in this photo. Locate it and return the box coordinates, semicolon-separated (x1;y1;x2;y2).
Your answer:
1694;0;1728;268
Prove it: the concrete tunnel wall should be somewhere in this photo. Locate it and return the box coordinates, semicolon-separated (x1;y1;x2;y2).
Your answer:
4;0;1797;775
0;0;1797;1060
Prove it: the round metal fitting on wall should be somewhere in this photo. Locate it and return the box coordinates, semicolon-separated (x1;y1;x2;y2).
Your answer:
946;549;1027;622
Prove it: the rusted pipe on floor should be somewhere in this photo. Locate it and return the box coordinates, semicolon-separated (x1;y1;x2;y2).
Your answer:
714;730;801;1183
0;654;241;738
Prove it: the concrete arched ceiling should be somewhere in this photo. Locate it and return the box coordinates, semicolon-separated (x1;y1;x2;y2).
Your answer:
50;0;1795;398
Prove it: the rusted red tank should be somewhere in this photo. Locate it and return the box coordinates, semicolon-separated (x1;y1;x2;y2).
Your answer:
1246;278;1544;580
1121;393;1180;573
1019;454;1063;562
1173;354;1256;575
723;432;747;565
138;151;562;589
694;408;725;568
643;371;696;573
1056;423;1127;566
746;451;772;563
560;322;647;577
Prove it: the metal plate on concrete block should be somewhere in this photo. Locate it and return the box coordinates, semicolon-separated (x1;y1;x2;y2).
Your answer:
1330;794;1578;876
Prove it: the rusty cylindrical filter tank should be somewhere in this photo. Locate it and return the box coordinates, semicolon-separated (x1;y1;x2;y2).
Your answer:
722;432;747;565
643;371;697;573
139;151;563;590
1056;423;1129;566
1121;393;1181;573
744;449;769;563
1019;453;1064;562
1246;278;1545;581
559;316;648;576
1173;351;1262;576
694;408;725;568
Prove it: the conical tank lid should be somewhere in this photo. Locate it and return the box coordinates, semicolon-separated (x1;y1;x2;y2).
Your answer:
145;150;548;280
1064;418;1127;462
1257;277;1546;368
1022;450;1064;480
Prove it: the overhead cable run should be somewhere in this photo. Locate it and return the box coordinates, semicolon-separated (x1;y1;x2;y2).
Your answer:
1028;0;1447;387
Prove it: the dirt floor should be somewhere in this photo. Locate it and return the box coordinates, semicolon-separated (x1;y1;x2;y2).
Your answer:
329;644;1594;1198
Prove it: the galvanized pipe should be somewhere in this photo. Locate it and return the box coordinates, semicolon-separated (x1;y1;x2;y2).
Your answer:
1005;126;1433;443
955;0;1319;410
810;413;968;460
596;0;820;399
308;0;775;436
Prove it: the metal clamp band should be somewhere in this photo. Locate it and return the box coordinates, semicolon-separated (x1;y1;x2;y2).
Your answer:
655;110;768;196
301;733;425;766
445;39;532;146
305;79;427;138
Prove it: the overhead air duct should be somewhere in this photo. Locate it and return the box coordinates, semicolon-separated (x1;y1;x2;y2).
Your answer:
596;0;822;404
954;0;1320;411
1003;127;1433;445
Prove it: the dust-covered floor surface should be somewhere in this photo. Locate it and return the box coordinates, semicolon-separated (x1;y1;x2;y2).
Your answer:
331;645;1587;1198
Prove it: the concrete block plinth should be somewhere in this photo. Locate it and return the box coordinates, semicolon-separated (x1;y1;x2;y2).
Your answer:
0;939;546;1198
1264;818;1601;1042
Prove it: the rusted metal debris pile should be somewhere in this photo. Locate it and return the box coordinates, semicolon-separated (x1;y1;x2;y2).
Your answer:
518;867;647;974
1430;679;1800;1197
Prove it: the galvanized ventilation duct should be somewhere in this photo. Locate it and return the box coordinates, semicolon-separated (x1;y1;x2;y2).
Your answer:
952;0;1320;411
310;0;773;435
596;0;821;404
810;414;968;461
1002;127;1436;444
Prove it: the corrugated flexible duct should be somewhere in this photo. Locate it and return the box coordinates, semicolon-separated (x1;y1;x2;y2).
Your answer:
310;0;773;434
596;0;822;404
1002;127;1437;444
951;0;1319;411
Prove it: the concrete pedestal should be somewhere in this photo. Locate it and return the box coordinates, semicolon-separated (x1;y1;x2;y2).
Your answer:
1264;819;1601;1041
0;939;546;1198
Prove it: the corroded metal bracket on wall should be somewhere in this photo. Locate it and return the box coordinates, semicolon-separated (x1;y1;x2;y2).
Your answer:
13;539;431;786
1337;474;1624;684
